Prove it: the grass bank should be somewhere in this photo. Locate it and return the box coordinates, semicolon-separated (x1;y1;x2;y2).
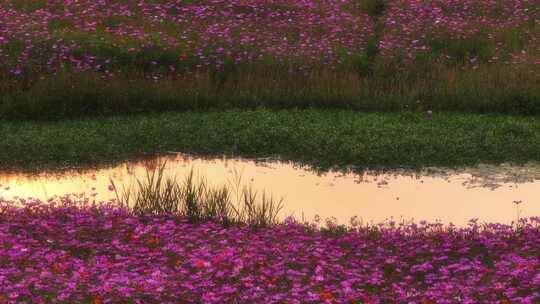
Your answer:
2;66;539;120
1;0;539;120
1;109;539;171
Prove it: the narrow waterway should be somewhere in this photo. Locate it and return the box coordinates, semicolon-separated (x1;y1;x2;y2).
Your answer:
1;154;539;226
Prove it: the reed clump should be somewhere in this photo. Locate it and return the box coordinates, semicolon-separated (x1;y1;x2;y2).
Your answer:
110;162;283;227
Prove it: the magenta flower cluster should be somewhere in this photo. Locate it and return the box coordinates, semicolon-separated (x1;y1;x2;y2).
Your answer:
1;197;539;303
0;0;374;77
378;0;539;66
1;0;538;79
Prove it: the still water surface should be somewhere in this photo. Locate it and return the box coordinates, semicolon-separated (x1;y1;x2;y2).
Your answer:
1;154;540;226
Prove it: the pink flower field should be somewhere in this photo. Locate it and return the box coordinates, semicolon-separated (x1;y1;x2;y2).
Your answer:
0;197;539;303
0;0;537;77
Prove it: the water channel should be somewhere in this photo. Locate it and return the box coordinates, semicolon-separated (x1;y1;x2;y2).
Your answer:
1;153;540;227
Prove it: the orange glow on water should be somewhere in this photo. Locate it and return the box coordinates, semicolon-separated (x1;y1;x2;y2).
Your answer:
1;155;539;226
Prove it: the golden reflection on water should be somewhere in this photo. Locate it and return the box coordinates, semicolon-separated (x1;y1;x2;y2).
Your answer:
1;154;539;226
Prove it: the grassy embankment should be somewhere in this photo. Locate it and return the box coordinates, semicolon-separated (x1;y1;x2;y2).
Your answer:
1;0;538;169
2;0;538;120
2;63;539;120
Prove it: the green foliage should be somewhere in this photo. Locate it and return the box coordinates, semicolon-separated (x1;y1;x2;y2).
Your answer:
11;0;48;12
348;52;374;76
1;40;25;57
429;35;495;64
48;19;75;31
499;90;540;115
358;0;387;17
99;15;133;30
133;45;180;71
2;109;540;172
50;31;184;72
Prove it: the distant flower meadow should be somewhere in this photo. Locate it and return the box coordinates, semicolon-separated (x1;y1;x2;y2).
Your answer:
379;0;539;66
0;0;374;78
1;197;540;303
0;0;538;80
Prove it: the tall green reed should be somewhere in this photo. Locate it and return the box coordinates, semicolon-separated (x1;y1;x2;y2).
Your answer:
110;161;283;226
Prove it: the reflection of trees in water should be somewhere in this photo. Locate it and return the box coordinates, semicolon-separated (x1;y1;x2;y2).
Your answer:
126;162;135;176
142;158;159;171
2;157;540;191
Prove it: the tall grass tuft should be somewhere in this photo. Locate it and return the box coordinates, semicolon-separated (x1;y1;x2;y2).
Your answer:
3;61;538;121
234;186;284;227
110;161;283;226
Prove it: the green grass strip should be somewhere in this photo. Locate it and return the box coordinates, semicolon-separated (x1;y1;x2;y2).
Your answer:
1;109;539;171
